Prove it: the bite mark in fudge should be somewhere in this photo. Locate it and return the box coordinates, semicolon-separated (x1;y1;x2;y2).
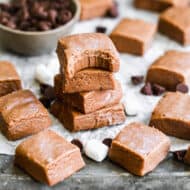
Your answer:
109;122;170;176
146;51;190;91
158;7;190;45
134;0;189;12
0;90;51;140
0;61;22;96
15;130;85;186
57;33;120;79
80;0;113;20
150;92;190;140
110;18;157;55
55;77;122;114
50;101;126;132
54;69;117;93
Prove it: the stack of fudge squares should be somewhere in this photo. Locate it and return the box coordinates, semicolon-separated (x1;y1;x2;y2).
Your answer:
51;33;126;132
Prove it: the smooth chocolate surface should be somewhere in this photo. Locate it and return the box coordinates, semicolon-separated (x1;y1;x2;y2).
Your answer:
80;0;113;20
158;7;190;45
134;0;189;12
110;18;157;55
150;92;190;140
57;33;120;79
146;50;190;91
109;122;170;176
0;61;22;96
15;130;85;186
50;101;126;132
54;69;117;93
0;90;51;140
55;77;122;114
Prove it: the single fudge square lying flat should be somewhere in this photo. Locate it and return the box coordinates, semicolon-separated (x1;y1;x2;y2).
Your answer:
55;76;122;114
110;18;157;55
134;0;189;12
80;0;113;20
57;33;120;79
146;51;190;91
159;7;190;45
50;101;126;132
0;61;22;96
55;69;116;93
109;122;170;176
15;130;85;186
0;90;51;140
150;92;190;140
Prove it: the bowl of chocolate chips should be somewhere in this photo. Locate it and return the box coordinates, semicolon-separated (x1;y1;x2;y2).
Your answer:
0;0;80;56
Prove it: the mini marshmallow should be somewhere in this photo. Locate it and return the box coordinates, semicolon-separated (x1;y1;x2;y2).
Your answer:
84;139;109;162
123;100;138;116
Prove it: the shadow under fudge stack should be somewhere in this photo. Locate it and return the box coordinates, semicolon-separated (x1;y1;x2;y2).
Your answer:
51;33;126;132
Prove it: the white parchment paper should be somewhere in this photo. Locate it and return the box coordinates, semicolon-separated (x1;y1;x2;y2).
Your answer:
0;0;190;155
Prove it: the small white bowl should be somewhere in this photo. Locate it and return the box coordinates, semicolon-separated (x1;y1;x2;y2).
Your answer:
0;0;81;56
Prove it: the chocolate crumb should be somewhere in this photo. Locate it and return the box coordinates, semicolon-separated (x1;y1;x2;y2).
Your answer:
105;2;118;18
96;26;107;33
140;82;153;95
131;75;144;85
71;139;83;152
176;83;189;93
152;84;166;96
103;138;112;147
173;150;187;162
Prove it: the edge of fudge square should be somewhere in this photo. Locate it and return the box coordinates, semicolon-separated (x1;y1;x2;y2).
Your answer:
110;18;157;55
146;50;190;91
134;0;189;12
150;92;190;140
0;90;51;140
0;61;22;96
109;122;170;176
80;0;113;20
57;33;120;79
15;130;85;186
158;7;190;45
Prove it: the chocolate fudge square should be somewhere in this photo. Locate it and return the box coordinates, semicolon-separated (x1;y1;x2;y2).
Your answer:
55;76;122;114
150;92;190;140
80;0;113;20
57;33;120;79
15;130;85;186
55;69;117;93
0;90;51;140
50;101;126;132
146;50;190;91
109;122;170;176
110;18;157;55
159;7;190;45
0;61;22;96
134;0;189;12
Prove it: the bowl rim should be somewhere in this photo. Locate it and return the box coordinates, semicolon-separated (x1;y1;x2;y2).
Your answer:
0;0;81;36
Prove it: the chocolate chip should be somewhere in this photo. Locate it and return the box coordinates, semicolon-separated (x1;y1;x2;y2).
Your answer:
105;2;118;18
71;139;83;152
102;138;112;147
173;150;187;162
39;97;51;109
176;83;189;93
38;21;51;31
152;84;166;96
131;75;144;85
40;83;51;94
140;82;153;95
96;26;107;33
48;9;57;24
44;86;55;101
58;10;72;24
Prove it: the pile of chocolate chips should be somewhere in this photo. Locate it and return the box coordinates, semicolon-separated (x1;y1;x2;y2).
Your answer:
0;0;74;31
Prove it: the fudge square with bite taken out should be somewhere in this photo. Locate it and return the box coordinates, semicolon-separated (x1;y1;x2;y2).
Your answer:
158;7;190;45
110;18;157;55
0;61;22;97
0;90;51;140
134;0;189;12
150;92;190;140
146;50;190;91
15;130;85;186
109;122;170;176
